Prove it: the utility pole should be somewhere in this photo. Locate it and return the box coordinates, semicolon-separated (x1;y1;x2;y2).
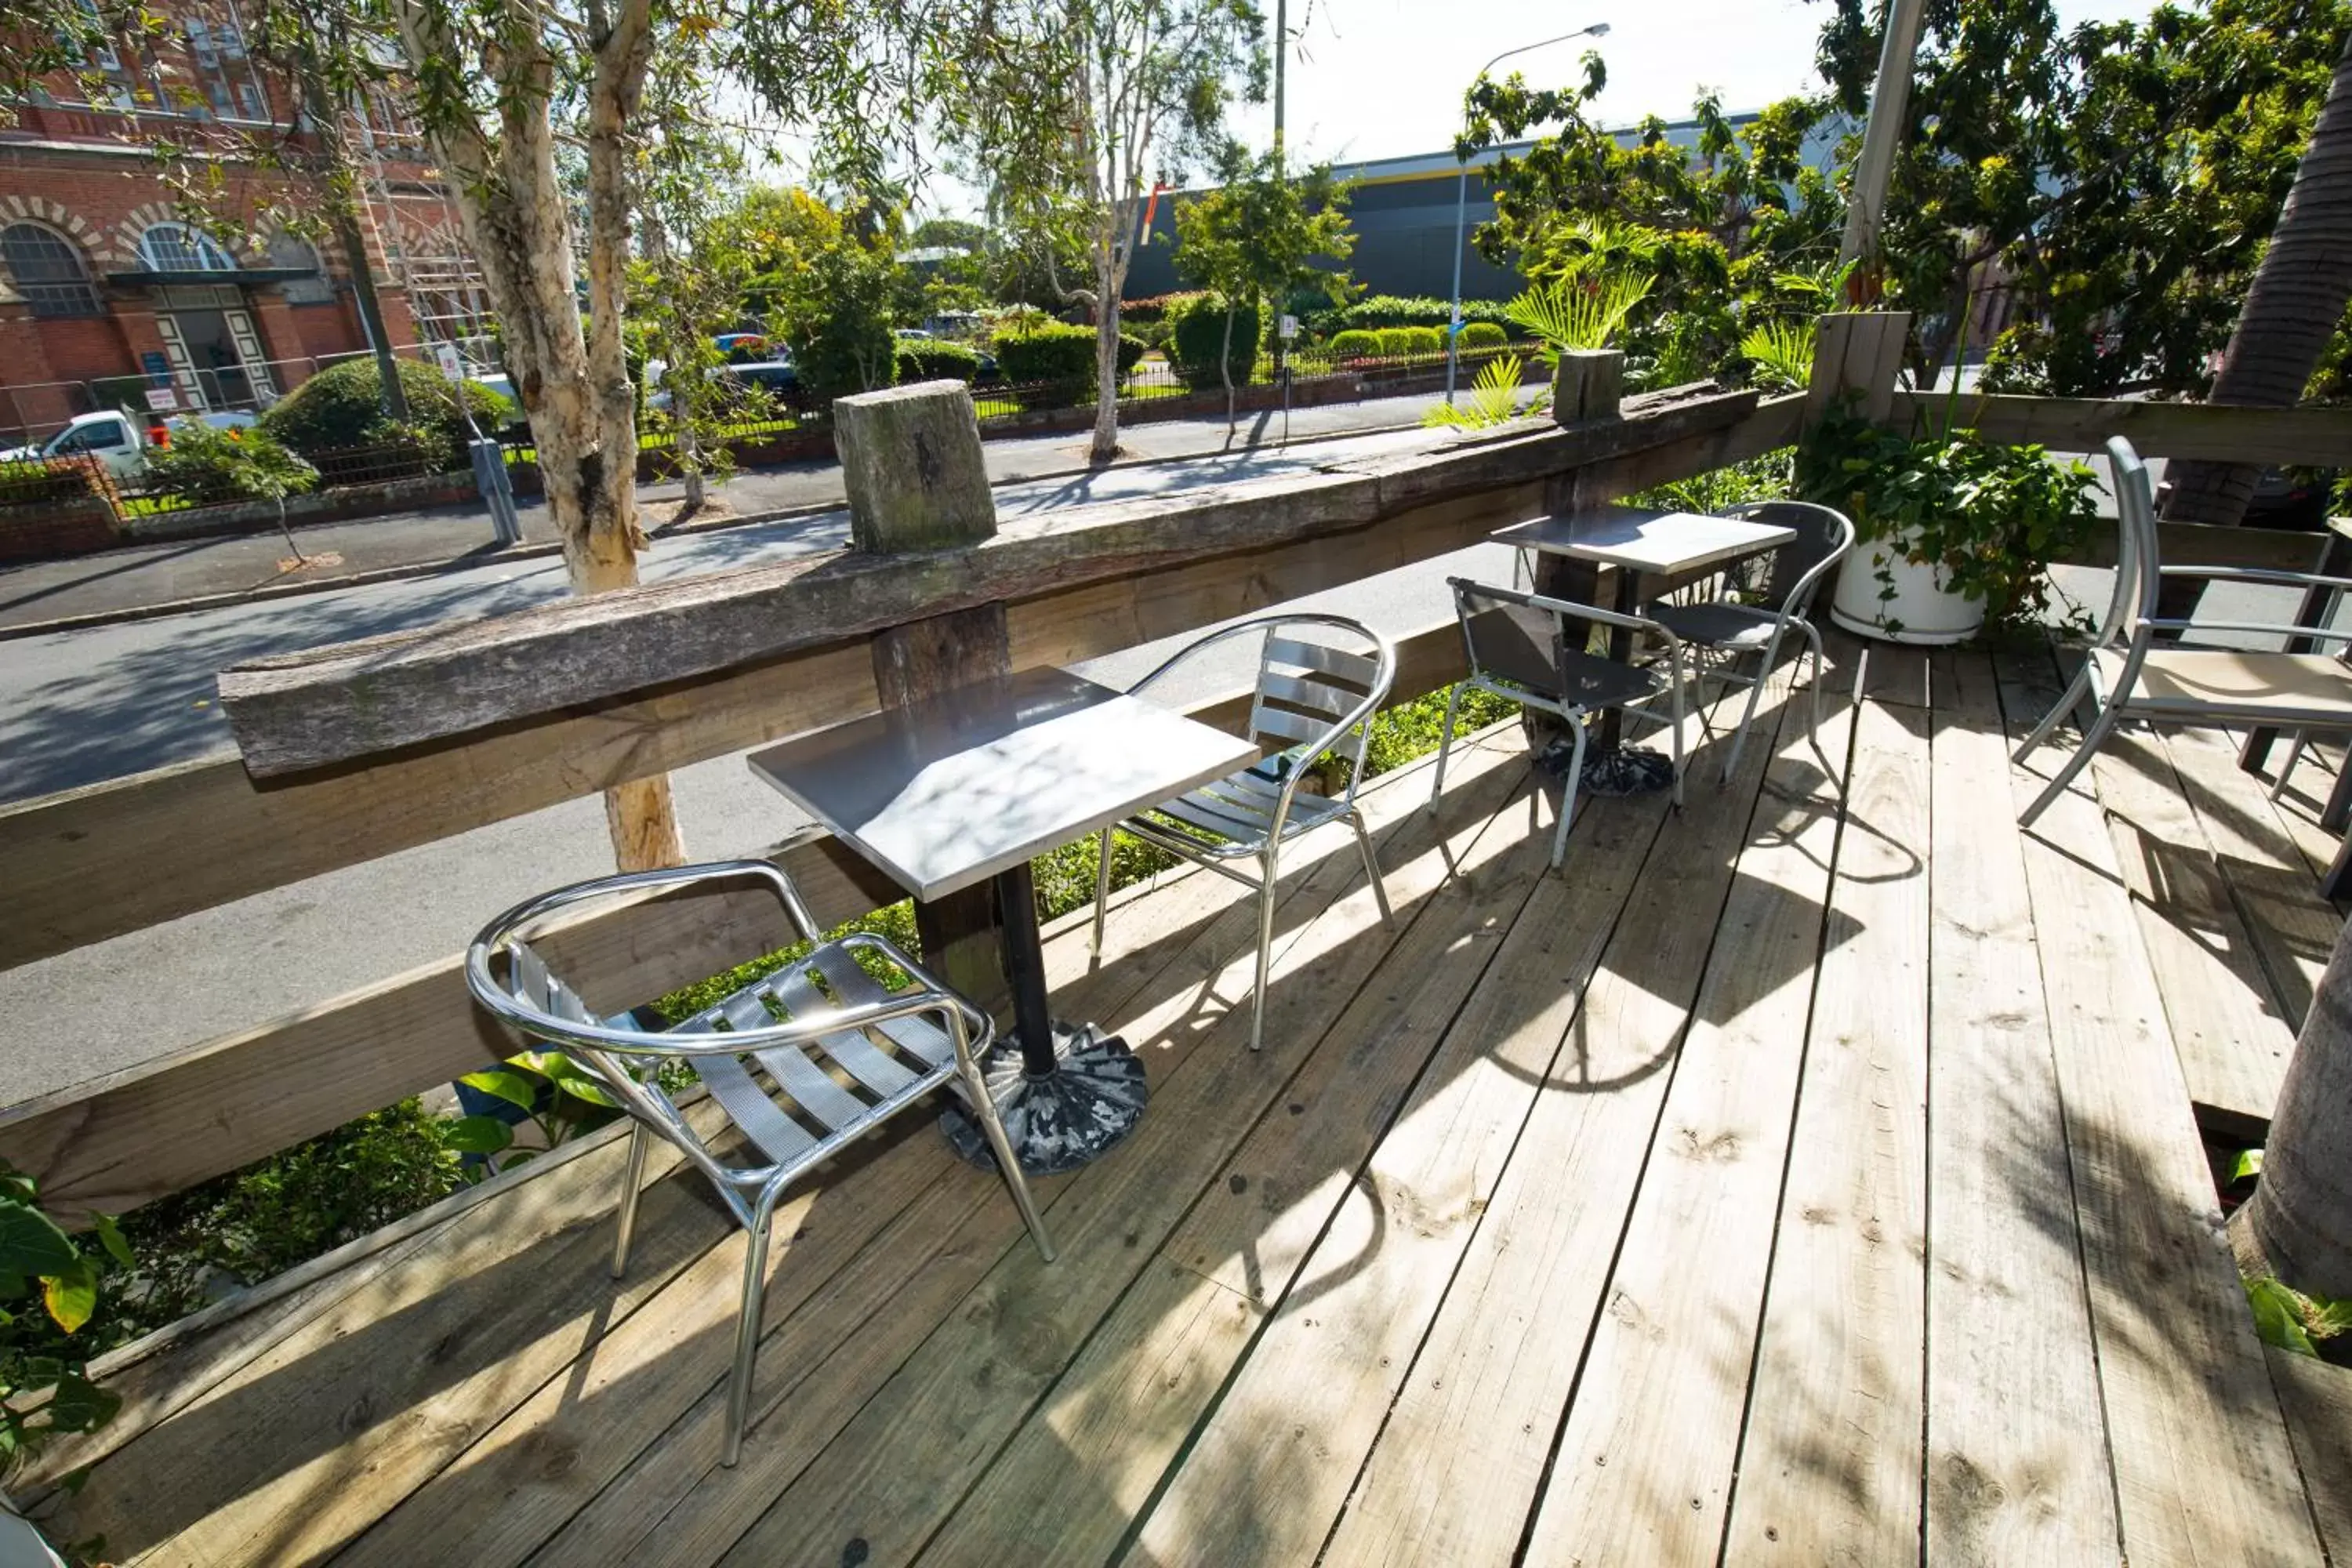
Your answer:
1272;0;1287;170
1838;0;1928;281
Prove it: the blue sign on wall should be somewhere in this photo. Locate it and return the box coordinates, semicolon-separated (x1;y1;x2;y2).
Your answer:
140;351;172;387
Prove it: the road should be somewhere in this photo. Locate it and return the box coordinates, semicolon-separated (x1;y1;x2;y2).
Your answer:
0;423;1523;1105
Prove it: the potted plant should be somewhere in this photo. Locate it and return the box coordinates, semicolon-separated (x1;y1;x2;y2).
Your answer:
1799;407;2100;644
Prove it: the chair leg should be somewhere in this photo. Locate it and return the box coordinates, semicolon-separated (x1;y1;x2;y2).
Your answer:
1552;717;1588;870
1798;620;1838;790
1350;808;1393;926
2018;704;2122;829
1719;644;1774;786
959;1054;1056;1263
1428;684;1464;810
611;1120;651;1279
2013;665;2092;765
721;1185;784;1468
2271;731;2310;802
1250;848;1279;1051
1087;825;1114;969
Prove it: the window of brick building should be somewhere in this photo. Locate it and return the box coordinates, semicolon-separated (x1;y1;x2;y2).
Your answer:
138;222;237;272
1;223;103;318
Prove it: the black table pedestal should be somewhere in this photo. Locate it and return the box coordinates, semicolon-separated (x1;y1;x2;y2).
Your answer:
938;864;1148;1174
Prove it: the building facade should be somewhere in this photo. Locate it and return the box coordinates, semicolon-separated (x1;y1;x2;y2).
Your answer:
1122;114;1848;304
0;4;492;445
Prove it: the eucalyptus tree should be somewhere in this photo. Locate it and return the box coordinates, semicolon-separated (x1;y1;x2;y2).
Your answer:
952;0;1267;462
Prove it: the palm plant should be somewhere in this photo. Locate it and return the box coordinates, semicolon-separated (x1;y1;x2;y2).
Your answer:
1739;319;1817;390
1504;272;1654;365
1423;353;1537;430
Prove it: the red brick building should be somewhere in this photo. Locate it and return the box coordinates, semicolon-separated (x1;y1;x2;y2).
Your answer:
0;3;492;445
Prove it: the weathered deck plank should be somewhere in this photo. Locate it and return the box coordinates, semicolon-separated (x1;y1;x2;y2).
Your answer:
1923;651;2121;1563
1722;656;1933;1565
2267;1347;2352;1563
1997;648;2322;1567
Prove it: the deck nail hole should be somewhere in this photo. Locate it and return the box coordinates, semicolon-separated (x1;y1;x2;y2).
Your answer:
841;1540;869;1567
1288;1102;1305;1116
1228;1174;1248;1194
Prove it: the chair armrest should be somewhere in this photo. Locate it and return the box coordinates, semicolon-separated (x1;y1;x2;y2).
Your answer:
2157;564;2352;593
2140;619;2352;644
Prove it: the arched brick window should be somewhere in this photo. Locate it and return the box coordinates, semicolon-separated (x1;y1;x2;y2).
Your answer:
1;223;103;318
137;222;238;272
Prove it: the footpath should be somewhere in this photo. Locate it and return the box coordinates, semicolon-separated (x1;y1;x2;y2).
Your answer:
0;391;1444;636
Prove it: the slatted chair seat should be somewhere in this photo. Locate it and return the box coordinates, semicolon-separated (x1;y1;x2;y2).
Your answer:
1091;616;1398;1051
1649;599;1779;651
2090;647;2352;720
467;860;1053;1469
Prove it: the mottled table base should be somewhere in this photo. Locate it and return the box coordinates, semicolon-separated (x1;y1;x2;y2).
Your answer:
941;1021;1149;1175
1544;740;1677;797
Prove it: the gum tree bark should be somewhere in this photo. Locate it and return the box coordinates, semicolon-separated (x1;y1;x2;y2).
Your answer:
387;0;685;869
2162;31;2352;528
2234;913;2352;1301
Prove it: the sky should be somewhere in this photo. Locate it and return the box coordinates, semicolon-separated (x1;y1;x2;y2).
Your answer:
1218;0;2160;171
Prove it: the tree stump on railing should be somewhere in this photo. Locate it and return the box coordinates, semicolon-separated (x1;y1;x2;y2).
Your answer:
832;380;1014;1019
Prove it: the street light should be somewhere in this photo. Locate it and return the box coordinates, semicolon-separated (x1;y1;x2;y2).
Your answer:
1445;21;1610;405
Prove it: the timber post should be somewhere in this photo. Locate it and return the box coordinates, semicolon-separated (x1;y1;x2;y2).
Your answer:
833;379;1014;1018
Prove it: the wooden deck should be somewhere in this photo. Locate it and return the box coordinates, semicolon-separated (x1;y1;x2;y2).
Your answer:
34;637;2352;1567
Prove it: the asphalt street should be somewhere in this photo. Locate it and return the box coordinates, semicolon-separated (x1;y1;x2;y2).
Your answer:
0;421;1522;1104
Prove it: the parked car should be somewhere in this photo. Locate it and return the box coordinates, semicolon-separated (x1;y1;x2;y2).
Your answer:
643;354;800;414
0;408;256;481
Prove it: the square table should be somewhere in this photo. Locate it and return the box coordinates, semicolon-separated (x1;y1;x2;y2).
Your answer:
747;665;1258;1172
1490;506;1797;789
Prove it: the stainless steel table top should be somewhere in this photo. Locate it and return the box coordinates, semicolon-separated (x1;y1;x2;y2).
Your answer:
747;666;1259;903
1491;506;1797;576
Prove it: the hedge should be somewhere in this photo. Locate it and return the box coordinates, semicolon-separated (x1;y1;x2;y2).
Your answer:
1121;291;1207;325
895;340;984;383
1327;328;1385;359
1308;293;1521;339
1457;321;1509;350
994;323;1145;389
1376;325;1443;358
260;358;510;471
1168;292;1261;386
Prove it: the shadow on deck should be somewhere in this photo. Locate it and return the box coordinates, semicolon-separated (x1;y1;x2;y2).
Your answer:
30;637;2352;1568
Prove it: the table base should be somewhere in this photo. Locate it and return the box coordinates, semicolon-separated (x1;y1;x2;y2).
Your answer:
1545;740;1676;797
941;1020;1149;1175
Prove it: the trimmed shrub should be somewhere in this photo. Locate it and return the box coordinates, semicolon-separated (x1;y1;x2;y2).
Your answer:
1458;321;1508;351
1327;328;1385;360
994;323;1145;392
1307;293;1522;340
0;455;114;507
1374;326;1441;358
895;339;984;383
1121;291;1206;325
142;423;318;506
1168;292;1261;387
261;358;509;471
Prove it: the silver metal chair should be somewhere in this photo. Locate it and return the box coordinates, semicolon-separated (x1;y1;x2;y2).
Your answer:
1646;499;1853;785
466;859;1053;1468
2015;436;2352;827
1432;576;1686;869
1090;615;1397;1052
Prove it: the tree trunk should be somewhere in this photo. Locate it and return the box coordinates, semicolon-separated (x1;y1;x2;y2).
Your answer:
387;0;684;874
2163;32;2352;528
2233;912;2352;1301
1091;267;1123;463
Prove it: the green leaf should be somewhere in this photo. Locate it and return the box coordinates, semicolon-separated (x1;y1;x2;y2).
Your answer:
90;1212;134;1269
444;1115;517;1155
42;1256;98;1334
2247;1276;2317;1356
44;1374;121;1434
2231;1148;2264;1182
459;1069;542;1112
547;1073;621;1109
0;1200;77;1280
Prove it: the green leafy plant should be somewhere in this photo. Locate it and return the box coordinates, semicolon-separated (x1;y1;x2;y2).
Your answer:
895;339;985;383
447;1051;627;1176
1423;354;1538;431
2246;1275;2352;1358
259;357;508;470
1795;408;2100;633
1457;321;1510;352
141;424;319;509
1504;272;1655;363
1;1163;126;1483
993;323;1143;393
1327;328;1385;360
1167;292;1262;387
1739;319;1817;392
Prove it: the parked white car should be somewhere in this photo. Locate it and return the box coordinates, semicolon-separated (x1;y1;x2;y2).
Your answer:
0;408;257;481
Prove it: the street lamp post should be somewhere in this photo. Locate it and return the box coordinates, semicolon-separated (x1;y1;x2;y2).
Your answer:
1446;21;1610;405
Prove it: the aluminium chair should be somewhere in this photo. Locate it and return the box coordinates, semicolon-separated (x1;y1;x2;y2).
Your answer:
1644;499;1853;785
2014;436;2352;828
1430;576;1686;870
1090;615;1397;1052
466;859;1053;1468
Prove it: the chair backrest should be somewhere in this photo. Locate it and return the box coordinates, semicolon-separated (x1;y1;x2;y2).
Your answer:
2097;435;2162;649
1714;499;1855;613
1450;578;1571;699
1243;617;1395;797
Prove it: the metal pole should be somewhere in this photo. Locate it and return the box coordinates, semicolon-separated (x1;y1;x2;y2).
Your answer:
1838;0;1928;273
1446;23;1609;406
1272;0;1287;170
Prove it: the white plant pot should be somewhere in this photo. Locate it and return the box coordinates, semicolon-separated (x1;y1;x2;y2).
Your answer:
1829;533;1985;646
0;1504;66;1568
